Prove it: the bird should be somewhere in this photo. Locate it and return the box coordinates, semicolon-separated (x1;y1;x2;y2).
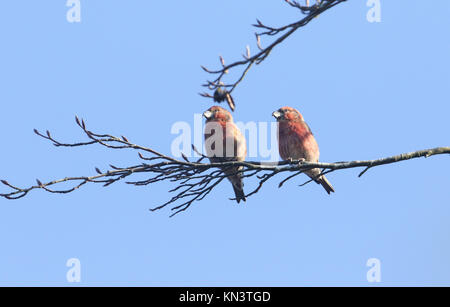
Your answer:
272;106;335;194
203;106;247;203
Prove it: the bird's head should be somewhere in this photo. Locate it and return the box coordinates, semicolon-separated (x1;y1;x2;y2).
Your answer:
203;106;233;123
272;106;304;122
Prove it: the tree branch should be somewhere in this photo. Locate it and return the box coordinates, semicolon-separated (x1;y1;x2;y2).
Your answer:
1;118;448;217
1;1;447;217
199;0;347;111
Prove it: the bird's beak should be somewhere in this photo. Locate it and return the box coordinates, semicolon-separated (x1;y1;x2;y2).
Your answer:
203;110;213;119
272;111;281;119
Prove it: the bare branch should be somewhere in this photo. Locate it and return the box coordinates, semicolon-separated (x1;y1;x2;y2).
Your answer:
1;118;448;217
200;0;347;110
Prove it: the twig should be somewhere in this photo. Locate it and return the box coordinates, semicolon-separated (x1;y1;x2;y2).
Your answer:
1;117;448;217
199;0;347;110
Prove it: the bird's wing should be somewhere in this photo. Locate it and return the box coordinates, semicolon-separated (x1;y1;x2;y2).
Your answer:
303;121;314;136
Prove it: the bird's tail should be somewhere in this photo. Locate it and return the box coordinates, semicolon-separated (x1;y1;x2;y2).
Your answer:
232;183;246;203
225;166;246;203
319;175;335;195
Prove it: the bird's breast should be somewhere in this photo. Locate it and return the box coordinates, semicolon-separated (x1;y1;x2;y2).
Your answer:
278;121;319;161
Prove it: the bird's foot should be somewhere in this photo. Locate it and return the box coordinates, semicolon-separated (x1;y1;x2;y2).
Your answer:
287;157;305;165
297;158;306;165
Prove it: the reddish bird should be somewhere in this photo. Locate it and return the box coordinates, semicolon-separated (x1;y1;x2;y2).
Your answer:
203;106;247;203
272;106;335;194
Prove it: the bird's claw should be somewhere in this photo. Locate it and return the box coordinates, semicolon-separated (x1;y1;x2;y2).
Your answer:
287;157;305;164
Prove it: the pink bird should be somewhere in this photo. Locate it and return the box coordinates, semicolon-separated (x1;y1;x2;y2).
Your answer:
272;106;335;194
203;106;247;203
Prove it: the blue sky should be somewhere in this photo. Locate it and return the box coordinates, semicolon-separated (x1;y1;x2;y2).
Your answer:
0;0;449;286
